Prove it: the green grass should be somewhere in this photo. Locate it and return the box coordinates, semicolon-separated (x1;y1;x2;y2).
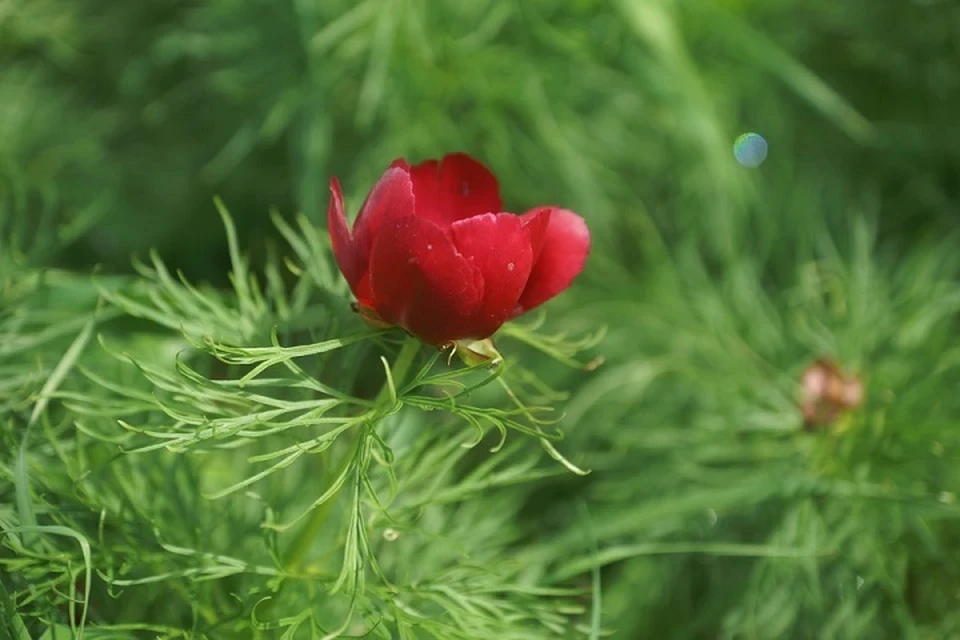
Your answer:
3;0;960;637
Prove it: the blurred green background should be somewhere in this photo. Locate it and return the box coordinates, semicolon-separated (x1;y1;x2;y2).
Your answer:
5;0;957;278
4;0;960;637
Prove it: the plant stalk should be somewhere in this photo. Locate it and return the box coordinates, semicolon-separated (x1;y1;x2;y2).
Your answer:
283;335;421;571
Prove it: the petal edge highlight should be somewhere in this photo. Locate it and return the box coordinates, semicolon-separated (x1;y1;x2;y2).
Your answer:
351;166;417;270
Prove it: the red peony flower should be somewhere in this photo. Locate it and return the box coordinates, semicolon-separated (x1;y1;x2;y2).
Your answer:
327;153;590;347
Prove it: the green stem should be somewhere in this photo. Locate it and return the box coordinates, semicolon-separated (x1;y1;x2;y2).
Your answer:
283;336;421;571
371;334;422;407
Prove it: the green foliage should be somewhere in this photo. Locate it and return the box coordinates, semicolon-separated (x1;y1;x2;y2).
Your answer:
2;206;595;638
3;0;960;638
538;215;960;638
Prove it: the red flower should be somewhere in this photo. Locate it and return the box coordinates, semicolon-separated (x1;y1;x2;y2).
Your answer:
327;153;590;346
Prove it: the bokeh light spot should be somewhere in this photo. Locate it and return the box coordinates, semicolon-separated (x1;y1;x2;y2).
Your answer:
733;132;768;168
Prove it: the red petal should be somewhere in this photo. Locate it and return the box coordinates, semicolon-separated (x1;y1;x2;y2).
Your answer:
408;159;442;220
327;177;362;292
450;213;535;338
513;208;590;316
368;216;484;345
519;207;552;263
353;272;374;308
408;153;502;227
351;166;416;271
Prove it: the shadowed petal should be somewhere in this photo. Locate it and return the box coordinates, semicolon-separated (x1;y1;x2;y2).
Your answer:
408;153;502;227
368;216;484;345
513;208;590;316
451;213;534;338
327;177;362;292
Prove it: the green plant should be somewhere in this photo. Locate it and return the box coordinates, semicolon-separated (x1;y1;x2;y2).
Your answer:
2;205;608;638
4;0;960;637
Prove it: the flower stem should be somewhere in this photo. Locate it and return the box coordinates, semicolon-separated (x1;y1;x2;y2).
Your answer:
283;335;421;572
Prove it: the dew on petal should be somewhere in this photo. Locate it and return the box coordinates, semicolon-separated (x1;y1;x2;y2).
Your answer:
507;262;515;271
733;132;768;168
